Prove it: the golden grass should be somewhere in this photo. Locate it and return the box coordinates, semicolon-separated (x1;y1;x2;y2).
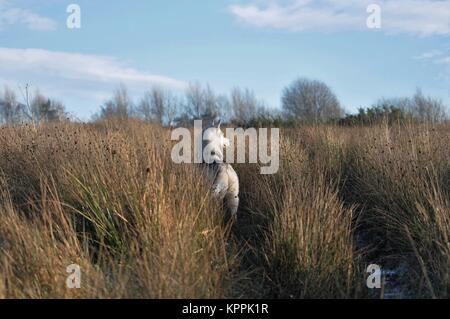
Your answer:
0;120;448;298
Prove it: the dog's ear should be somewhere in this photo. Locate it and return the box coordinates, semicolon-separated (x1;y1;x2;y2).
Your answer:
217;120;222;130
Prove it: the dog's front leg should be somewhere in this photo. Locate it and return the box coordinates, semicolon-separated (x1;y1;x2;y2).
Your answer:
225;192;239;221
225;165;239;221
211;180;228;199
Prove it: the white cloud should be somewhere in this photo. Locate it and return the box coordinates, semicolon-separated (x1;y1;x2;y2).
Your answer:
0;1;57;31
414;48;450;87
437;56;450;64
0;48;186;89
415;47;450;64
0;48;187;117
414;50;444;60
229;0;450;36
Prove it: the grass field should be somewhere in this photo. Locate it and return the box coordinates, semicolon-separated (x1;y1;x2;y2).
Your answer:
0;120;448;298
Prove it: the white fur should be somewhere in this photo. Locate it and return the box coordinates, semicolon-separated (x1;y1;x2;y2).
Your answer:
202;122;239;219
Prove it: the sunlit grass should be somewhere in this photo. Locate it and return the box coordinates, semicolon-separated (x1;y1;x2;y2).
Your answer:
0;120;448;298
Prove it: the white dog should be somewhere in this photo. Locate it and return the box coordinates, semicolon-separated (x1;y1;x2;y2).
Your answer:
201;121;239;220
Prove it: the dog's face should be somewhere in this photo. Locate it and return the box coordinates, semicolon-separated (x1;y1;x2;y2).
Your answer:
216;126;230;148
204;121;230;148
202;121;230;163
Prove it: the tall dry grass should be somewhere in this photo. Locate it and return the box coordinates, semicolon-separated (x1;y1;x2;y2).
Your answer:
0;120;448;298
341;123;450;298
232;132;364;298
0;120;235;298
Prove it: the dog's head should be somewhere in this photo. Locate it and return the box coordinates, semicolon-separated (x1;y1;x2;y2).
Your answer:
202;120;230;163
204;120;230;148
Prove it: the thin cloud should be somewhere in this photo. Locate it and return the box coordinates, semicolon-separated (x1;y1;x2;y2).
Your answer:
415;47;450;64
0;48;186;89
414;48;450;87
437;56;450;64
0;48;187;115
229;0;450;37
0;2;57;31
414;50;444;60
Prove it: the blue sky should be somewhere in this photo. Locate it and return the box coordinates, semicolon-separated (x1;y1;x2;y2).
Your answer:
0;0;449;119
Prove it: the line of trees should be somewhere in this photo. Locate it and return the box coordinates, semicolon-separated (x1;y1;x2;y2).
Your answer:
0;85;67;124
2;79;448;127
94;82;274;127
96;78;448;127
340;89;448;126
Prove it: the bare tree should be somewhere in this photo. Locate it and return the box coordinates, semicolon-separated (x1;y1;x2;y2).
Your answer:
202;85;218;121
30;90;66;122
282;78;343;122
215;94;232;123
138;89;159;122
165;94;179;127
137;86;179;126
410;88;446;123
99;84;133;120
0;86;22;123
1;86;65;123
377;89;447;123
377;97;411;113
230;87;260;124
183;83;225;122
18;84;34;122
185;82;204;120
